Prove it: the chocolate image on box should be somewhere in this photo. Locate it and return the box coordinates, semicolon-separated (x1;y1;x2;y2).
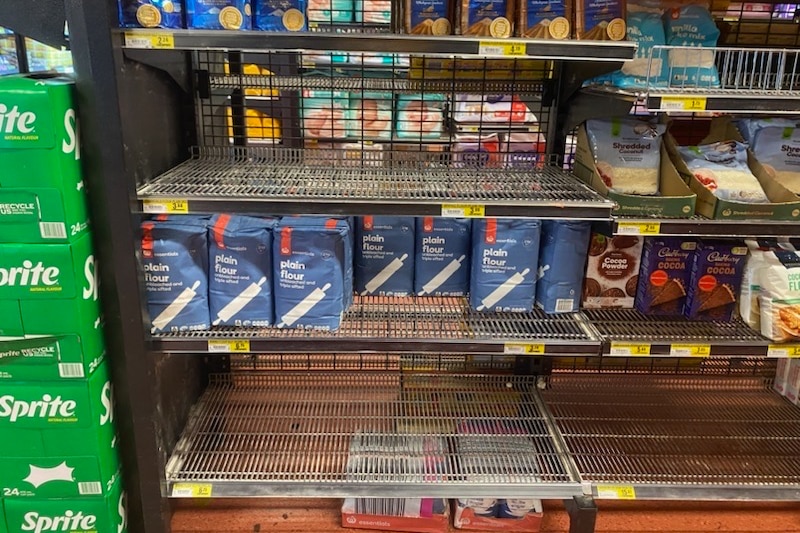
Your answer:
698;284;735;312
612;235;639;250
650;278;686;307
588;234;608;256
636;238;696;316
584;278;601;298
625;275;638;297
684;240;746;322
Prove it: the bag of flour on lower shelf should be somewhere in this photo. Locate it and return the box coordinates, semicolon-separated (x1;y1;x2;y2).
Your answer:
585;118;665;195
759;249;800;342
677;141;769;203
141;215;211;333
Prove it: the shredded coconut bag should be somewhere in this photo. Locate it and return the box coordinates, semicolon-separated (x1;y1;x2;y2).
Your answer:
678;141;769;203
663;5;721;88
749;126;800;194
585;118;665;195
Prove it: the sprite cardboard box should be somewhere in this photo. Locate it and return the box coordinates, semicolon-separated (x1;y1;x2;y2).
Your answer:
3;476;127;533
0;499;5;533
0;232;105;380
0;74;89;244
0;362;119;499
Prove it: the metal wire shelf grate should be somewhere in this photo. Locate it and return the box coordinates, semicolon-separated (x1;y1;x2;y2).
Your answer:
542;374;800;500
229;353;520;372
165;372;581;497
151;296;600;354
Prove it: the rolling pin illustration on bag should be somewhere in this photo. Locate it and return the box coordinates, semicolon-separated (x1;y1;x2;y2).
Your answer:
152;280;202;331
476;268;531;311
361;254;409;296
418;255;466;296
213;277;268;326
277;283;332;327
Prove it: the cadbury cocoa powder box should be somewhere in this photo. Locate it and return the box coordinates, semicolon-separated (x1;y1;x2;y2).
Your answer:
582;233;643;309
635;237;697;316
684;240;747;322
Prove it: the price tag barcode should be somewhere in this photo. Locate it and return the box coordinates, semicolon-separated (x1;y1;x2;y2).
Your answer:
504;343;545;355
207;340;251;353
142;199;189;214
124;32;175;49
609;342;650;356
669;343;711;357
441;204;485;217
616;221;661;235
596;485;636;500
171;483;213;498
767;344;800;357
478;41;526;56
660;96;707;112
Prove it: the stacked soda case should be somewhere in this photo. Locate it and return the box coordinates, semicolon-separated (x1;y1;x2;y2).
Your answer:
0;75;127;533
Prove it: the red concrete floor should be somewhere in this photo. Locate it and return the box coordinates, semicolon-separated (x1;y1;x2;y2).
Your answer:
172;499;800;532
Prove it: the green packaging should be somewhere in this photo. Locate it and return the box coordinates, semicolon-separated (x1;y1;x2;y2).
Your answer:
3;476;127;533
0;233;105;379
0;74;89;244
0;359;112;431
0;422;119;498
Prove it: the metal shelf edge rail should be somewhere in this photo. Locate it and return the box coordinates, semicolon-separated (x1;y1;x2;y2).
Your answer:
136;146;615;219
585;309;775;358
119;29;637;61
151;297;601;355
612;216;800;238
164;373;585;498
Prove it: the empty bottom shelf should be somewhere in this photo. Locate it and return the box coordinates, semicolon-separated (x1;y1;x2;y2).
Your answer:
165;372;581;498
542;374;800;500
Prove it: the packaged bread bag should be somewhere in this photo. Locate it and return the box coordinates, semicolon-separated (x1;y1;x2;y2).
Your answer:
575;0;625;40
759;249;800;342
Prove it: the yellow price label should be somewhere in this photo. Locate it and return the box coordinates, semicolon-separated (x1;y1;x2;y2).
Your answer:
142;199;189;214
172;483;213;498
124;32;175;49
768;344;800;357
661;96;707;112
609;342;651;356
616;221;661;236
504;343;545;355
670;343;711;357
596;485;636;500
441;204;485;217
478;41;526;56
207;340;251;353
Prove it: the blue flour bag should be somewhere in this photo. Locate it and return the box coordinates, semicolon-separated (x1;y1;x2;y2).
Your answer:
536;220;591;314
186;0;252;29
355;216;415;296
470;218;541;312
664;5;720;88
141;215;210;332
273;217;351;330
119;0;184;28
414;217;470;296
208;214;275;327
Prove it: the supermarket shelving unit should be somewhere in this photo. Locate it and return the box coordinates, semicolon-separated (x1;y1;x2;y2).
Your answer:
8;3;799;533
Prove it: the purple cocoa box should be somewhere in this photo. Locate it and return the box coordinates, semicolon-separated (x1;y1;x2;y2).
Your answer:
684;240;748;321
635;237;697;316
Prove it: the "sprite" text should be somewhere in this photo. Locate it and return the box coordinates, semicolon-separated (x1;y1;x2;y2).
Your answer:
0;103;35;134
0;261;59;286
0;394;76;422
21;511;96;533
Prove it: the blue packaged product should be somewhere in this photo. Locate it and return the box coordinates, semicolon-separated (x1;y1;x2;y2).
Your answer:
254;0;307;30
575;0;625;40
497;499;540;518
518;0;568;39
664;5;721;88
208;214;275;327
141;216;210;332
119;0;184;28
414;217;470;296
459;0;513;37
186;0;252;29
355;216;415;296
456;499;499;518
273;217;352;331
536;220;591;314
609;9;668;89
405;0;451;34
470;218;541;312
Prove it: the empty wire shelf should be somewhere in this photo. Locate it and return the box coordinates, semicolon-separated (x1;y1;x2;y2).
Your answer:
136;146;614;218
165;372;582;497
541;374;800;501
151;296;600;355
585;309;771;357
